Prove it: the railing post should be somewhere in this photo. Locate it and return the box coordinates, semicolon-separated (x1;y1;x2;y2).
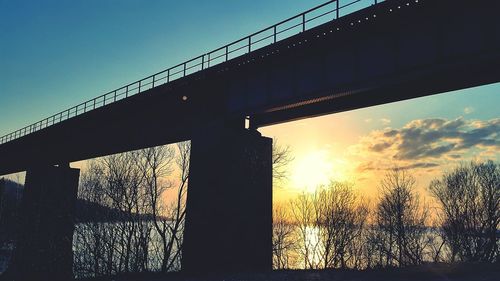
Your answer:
183;63;186;76
202;55;205;70
167;69;170;83
248;36;251;53
225;46;229;61
208;53;211;67
273;26;277;43
336;0;339;19
126;85;129;98
302;13;306;32
138;81;141;93
152;75;155;88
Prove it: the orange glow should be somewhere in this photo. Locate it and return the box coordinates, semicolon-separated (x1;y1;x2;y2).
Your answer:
290;149;353;193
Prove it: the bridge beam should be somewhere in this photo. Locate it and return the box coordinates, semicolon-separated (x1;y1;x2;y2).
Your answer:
6;164;79;281
182;121;273;273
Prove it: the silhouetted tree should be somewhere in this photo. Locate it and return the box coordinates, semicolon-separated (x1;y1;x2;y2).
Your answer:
272;204;297;269
271;140;295;269
272;141;294;184
74;161;115;277
290;192;318;269
139;142;189;272
315;181;368;269
289;181;368;270
373;168;429;267
429;161;500;263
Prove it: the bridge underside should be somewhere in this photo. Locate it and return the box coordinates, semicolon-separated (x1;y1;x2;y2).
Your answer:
0;0;499;175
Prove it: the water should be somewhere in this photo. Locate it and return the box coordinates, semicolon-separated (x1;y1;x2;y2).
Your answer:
274;225;448;270
0;223;468;278
73;221;181;278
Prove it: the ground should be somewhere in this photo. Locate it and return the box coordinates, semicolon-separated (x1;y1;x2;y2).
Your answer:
78;263;499;281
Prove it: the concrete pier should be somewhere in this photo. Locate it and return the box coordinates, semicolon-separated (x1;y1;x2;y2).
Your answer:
182;123;273;273
6;165;79;281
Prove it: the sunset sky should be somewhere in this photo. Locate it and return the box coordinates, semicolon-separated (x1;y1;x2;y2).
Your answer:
261;86;500;203
1;0;499;203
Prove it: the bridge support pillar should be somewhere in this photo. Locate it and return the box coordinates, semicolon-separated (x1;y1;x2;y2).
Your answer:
182;123;272;273
7;164;79;281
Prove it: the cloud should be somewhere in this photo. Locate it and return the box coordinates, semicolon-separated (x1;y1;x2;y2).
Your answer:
351;117;500;172
380;118;391;125
356;161;440;172
464;107;474;114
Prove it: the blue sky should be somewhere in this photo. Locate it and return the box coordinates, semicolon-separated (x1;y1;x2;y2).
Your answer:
1;0;328;134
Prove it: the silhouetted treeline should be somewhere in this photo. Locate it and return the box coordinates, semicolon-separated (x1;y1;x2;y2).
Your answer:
3;153;498;278
0;178;161;227
76;199;170;223
272;161;500;270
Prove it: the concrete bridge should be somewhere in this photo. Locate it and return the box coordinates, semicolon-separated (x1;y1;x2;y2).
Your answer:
1;0;499;279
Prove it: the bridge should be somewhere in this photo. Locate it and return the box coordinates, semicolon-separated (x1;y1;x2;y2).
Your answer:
1;0;499;279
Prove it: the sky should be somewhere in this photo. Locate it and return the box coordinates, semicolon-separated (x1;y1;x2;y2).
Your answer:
0;0;325;133
1;0;499;204
261;87;500;203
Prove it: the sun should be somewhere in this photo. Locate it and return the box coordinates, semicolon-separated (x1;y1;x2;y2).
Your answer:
291;150;335;193
289;149;353;193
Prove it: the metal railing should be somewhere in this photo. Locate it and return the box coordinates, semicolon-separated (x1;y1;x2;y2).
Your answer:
0;0;390;145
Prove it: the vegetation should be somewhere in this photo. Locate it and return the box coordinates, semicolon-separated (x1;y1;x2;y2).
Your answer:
73;143;189;278
429;161;499;263
0;141;498;278
272;161;499;270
